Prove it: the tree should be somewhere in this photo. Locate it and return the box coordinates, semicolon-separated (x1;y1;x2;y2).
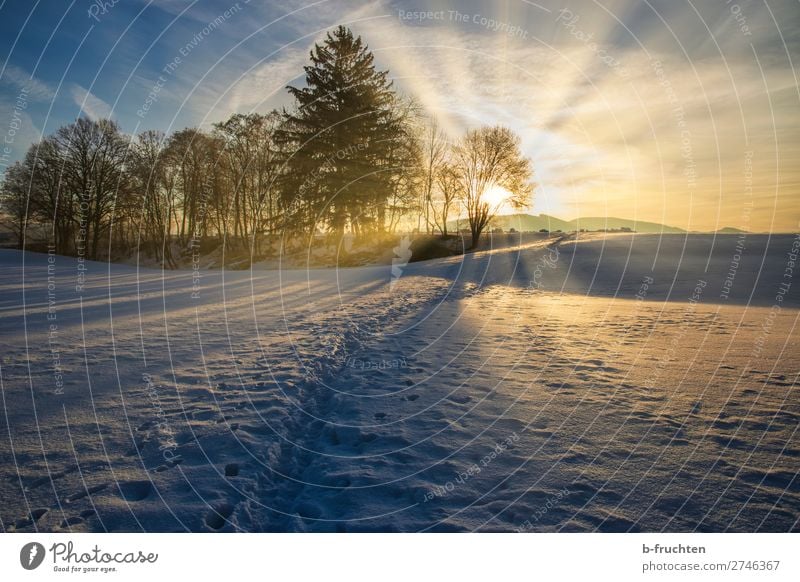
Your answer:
128;130;178;267
453;126;534;249
379;96;421;234
0;160;31;249
432;162;460;237
213;111;282;252
278;25;407;238
22;137;76;254
54;118;132;260
419;116;447;234
164;128;222;244
249;111;283;242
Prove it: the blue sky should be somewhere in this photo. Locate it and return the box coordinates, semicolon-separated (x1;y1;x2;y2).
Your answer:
1;0;798;231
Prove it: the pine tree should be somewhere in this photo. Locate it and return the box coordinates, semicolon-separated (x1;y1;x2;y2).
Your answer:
278;26;407;238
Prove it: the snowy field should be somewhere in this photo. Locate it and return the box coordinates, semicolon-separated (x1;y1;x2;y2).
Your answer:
1;233;798;532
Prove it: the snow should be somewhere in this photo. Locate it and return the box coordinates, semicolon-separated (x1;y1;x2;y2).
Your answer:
1;233;798;532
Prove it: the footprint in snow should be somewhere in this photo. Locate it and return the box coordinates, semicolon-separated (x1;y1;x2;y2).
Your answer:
447;394;472;404
205;502;235;530
117;480;153;502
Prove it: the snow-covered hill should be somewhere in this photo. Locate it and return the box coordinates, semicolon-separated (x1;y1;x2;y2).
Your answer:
1;233;798;531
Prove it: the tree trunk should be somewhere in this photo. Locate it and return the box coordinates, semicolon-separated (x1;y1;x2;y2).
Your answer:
470;224;482;250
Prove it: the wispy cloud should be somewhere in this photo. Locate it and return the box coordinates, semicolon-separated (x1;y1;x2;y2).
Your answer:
0;65;55;101
70;84;113;120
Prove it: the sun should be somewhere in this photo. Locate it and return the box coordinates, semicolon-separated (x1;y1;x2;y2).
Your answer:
483;185;513;209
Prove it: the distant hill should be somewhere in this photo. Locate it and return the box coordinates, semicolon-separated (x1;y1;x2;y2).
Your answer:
447;213;688;233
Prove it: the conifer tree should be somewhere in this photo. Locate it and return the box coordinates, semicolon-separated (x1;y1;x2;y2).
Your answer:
279;26;406;238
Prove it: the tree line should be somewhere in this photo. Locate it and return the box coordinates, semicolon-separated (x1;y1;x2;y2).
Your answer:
1;26;534;264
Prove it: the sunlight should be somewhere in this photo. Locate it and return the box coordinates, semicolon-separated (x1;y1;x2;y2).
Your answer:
483;185;513;211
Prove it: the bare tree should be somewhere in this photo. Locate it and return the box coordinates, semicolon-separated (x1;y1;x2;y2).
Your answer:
453;126;534;249
382;97;422;234
248;111;283;251
54;118;131;260
165;128;221;244
431;161;460;237
22;137;77;254
420;116;447;234
0;160;31;249
129;130;179;267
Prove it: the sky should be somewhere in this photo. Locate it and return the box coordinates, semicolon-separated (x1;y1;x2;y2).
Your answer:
0;0;798;232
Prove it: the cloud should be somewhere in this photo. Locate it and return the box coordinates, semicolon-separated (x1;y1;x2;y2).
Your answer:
70;85;113;120
0;98;42;170
0;65;55;101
